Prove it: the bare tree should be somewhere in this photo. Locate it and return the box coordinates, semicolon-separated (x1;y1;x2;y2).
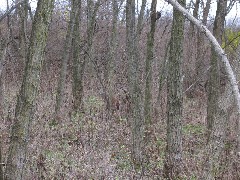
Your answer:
203;0;228;178
72;0;83;114
5;0;55;179
163;0;185;178
126;0;144;170
17;0;29;61
72;0;100;114
144;0;157;126
55;0;78;120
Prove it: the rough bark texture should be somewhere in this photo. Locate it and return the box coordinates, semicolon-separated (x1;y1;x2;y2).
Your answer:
126;0;144;170
206;0;227;137
72;0;83;114
144;0;157;126
163;0;185;178
5;0;55;179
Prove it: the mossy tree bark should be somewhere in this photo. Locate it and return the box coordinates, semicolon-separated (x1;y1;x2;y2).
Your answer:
163;0;185;179
5;0;55;179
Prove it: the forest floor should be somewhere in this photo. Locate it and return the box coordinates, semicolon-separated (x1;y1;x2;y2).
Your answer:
1;78;239;179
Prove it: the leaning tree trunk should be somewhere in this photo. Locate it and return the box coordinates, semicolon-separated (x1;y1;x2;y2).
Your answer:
163;0;185;179
5;0;55;179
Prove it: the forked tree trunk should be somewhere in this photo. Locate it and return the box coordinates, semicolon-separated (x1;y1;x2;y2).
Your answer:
5;0;55;179
163;0;185;179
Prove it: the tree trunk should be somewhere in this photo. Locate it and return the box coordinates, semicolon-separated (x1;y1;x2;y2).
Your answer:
0;139;3;180
126;0;144;170
202;0;212;25
55;0;78;120
144;0;157;126
189;0;200;36
72;0;83;114
163;0;185;179
103;0;121;113
72;0;100;114
0;38;7;119
195;0;211;91
167;0;240;166
203;0;228;179
18;0;29;60
5;0;55;179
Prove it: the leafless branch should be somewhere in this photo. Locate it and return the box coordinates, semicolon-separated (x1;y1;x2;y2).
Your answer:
0;0;25;22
